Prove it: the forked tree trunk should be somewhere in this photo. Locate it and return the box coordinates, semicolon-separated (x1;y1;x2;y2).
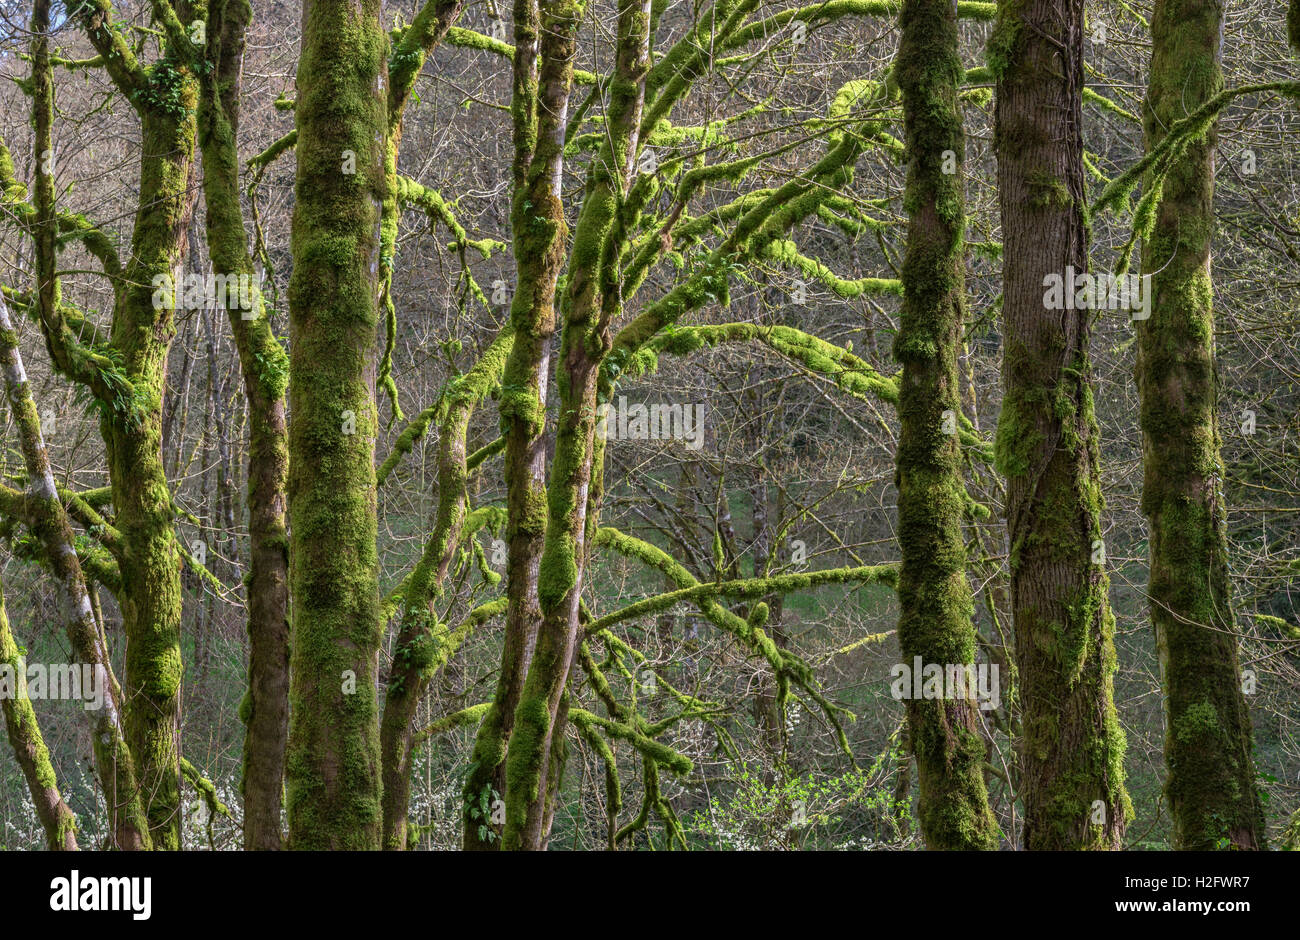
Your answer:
500;0;649;851
463;0;557;851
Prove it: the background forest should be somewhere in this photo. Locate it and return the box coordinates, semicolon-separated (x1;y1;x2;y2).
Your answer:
0;0;1297;851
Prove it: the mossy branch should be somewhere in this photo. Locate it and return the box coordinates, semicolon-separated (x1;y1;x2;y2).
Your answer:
70;0;151;103
414;702;493;743
1093;81;1300;220
586;558;897;633
247;129;297;174
376;326;513;486
180;756;232;819
569;707;693;775
444;25;599;84
388;0;465;127
593;525;867;759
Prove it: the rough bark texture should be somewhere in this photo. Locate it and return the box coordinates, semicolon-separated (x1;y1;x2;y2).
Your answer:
285;0;388;850
894;0;998;850
109;101;195;851
990;0;1129;849
1139;0;1265;850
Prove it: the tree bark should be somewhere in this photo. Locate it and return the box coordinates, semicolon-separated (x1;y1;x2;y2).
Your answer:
196;0;292;851
463;0;567;850
895;0;998;850
500;0;650;851
1139;0;1265;850
991;0;1129;849
285;0;388;850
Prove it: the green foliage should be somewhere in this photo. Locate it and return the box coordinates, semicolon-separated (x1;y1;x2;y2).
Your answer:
131;60;195;119
687;751;913;850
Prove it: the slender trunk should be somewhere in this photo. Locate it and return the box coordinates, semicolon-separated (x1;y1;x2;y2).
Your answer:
894;0;998;849
381;415;468;849
991;0;1129;849
0;577;78;850
371;0;494;851
0;296;148;850
196;0;292;850
381;329;511;849
1139;0;1265;850
285;0;388;850
463;0;557;851
501;0;649;851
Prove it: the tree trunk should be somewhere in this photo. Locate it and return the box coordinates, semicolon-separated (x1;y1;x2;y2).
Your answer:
1139;0;1265;850
23;0;155;851
991;0;1129;849
382;329;510;849
463;0;565;851
500;0;649;851
196;0;292;851
0;577;78;850
894;0;998;850
107;101;198;851
285;0;388;850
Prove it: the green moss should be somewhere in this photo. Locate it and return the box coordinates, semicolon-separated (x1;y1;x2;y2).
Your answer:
993;392;1042;477
0;575;80;848
1137;0;1265;851
284;0;388;851
1026;171;1071;210
985;0;1026;81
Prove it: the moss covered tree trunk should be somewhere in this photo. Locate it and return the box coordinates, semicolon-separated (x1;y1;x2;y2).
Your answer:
285;0;388;850
501;0;651;851
196;0;292;851
108;102;196;851
991;0;1129;849
366;0;522;852
1139;0;1265;850
21;0;156;851
381;330;509;849
67;0;200;851
0;577;78;850
0;296;83;853
894;0;998;850
463;0;563;851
